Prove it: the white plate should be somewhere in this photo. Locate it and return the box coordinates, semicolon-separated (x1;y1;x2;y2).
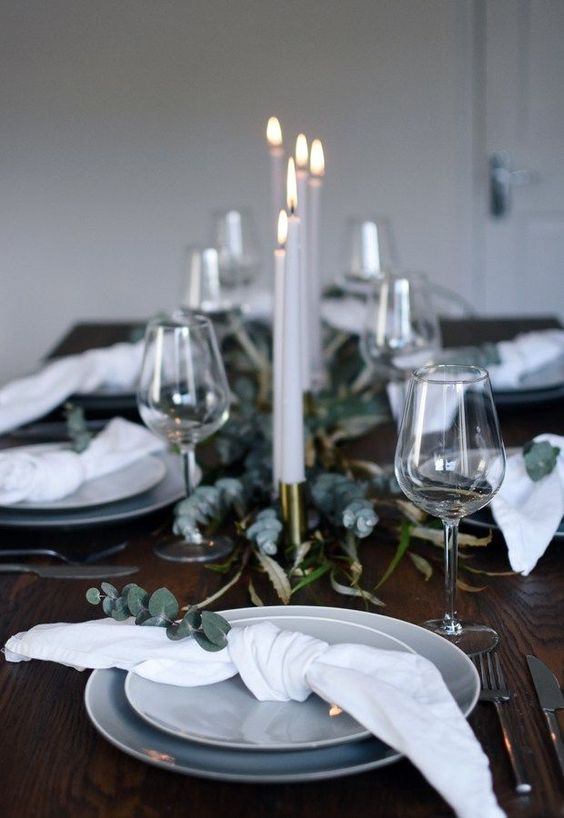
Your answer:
84;606;479;783
124;614;414;751
0;451;184;528
2;443;166;511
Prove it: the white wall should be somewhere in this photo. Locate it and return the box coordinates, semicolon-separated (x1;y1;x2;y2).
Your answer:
0;0;475;381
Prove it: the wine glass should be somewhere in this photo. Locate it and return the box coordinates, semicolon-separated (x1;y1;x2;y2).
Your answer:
137;313;232;563
211;208;261;310
359;273;440;419
340;216;398;293
178;245;234;316
394;364;506;654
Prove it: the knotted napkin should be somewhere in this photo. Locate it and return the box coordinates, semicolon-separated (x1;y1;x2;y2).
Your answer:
0;341;144;434
0;417;164;504
5;618;504;818
491;434;564;575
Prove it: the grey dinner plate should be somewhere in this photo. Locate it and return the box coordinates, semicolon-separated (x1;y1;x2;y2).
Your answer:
0;451;184;528
124;614;414;751
84;606;479;783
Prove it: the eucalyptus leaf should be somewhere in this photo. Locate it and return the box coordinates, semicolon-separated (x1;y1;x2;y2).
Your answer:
101;582;119;599
183;608;202;629
148;588;179;619
86;587;101;605
111;599;130;621
135;609;152;626
194;631;228;652
523;439;560;482
201;611;231;646
166;620;192;640
142;615;169;627
102;597;116;616
127;586;149;616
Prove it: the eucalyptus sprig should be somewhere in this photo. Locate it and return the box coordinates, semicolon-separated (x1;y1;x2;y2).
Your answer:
85;583;230;651
64;402;93;453
523;439;561;482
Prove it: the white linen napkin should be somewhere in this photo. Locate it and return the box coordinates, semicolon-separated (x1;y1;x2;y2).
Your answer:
491;434;564;575
4;618;504;818
0;341;144;434
0;417;164;504
488;330;564;389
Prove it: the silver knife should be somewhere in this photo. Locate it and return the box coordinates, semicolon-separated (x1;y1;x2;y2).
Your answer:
527;654;564;777
0;563;138;579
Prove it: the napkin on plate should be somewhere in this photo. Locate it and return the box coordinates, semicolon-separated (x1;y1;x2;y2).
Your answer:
0;417;165;504
0;341;144;435
5;618;504;818
491;434;564;575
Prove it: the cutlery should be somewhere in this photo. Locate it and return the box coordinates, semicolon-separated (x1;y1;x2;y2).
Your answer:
0;541;127;565
471;651;532;793
0;563;138;579
527;654;564;777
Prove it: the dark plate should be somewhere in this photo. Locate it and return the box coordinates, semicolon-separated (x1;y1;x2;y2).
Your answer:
464;506;564;541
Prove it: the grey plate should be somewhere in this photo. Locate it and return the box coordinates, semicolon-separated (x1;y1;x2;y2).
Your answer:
2;444;166;511
84;606;479;783
124;614;413;751
0;451;184;528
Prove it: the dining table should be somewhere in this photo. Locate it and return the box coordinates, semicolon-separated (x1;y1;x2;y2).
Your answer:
0;316;562;818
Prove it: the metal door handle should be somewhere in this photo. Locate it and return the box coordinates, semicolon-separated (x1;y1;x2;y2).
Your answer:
489;152;539;218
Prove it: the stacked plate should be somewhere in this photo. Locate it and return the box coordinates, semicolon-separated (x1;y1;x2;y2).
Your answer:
0;445;185;528
85;606;480;782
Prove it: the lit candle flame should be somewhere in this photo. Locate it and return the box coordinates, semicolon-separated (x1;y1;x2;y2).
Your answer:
267;116;283;147
310;139;325;176
287;157;298;213
329;704;343;717
277;209;288;246
295;133;309;169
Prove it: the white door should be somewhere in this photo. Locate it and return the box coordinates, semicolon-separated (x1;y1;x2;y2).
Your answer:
482;0;564;318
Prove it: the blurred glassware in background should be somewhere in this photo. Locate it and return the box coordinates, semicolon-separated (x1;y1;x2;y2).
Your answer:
359;272;440;422
211;208;262;311
340;216;399;292
179;245;233;315
361;272;440;373
403;271;477;319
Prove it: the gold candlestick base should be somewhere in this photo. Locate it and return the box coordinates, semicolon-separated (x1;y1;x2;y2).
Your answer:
279;481;306;548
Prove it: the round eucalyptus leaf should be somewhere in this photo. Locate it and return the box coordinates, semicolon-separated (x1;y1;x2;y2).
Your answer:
85;587;101;605
142;615;169;627
100;582;119;599
111;599;129;621
201;611;231;646
148;587;179;619
183;608;201;629
127;586;149;616
102;596;116;616
166;619;191;641
135;609;151;626
194;631;227;652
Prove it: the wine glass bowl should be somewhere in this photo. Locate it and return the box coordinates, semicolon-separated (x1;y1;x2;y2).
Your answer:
361;272;439;369
211;208;261;307
137;313;232;563
394;364;506;654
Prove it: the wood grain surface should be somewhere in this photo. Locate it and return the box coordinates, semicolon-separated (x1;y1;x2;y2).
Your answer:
0;319;563;818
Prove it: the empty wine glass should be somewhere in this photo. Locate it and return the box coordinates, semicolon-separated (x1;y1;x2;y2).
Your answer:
137;314;232;563
340;216;398;293
179;245;233;315
394;364;506;654
211;208;261;309
358;273;440;418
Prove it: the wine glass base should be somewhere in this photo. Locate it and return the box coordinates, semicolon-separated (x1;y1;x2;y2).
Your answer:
421;619;499;655
154;535;233;564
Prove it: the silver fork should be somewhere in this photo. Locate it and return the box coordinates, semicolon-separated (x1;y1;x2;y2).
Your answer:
471;651;532;794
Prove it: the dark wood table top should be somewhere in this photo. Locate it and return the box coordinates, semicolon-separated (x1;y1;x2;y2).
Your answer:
1;318;563;818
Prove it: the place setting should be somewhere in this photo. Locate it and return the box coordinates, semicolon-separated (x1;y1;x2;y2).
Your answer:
0;110;563;818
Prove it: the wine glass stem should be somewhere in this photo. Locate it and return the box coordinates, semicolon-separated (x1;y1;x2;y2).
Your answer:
181;446;196;498
442;520;462;635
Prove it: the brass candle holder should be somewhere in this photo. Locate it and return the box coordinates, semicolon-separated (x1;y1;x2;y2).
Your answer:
279;481;306;548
